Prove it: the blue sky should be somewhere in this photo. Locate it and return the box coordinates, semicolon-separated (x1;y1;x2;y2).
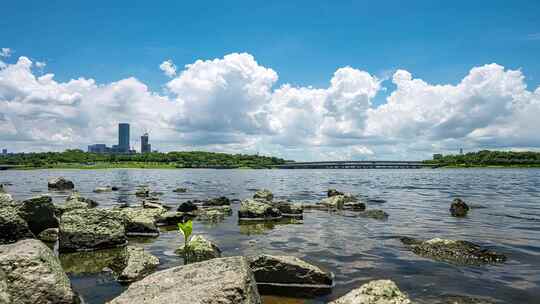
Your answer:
1;1;540;159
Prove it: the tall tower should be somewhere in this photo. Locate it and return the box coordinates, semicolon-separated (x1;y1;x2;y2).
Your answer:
118;123;130;153
141;133;151;153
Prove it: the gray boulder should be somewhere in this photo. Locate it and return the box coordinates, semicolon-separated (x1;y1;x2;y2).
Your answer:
18;195;58;235
47;177;74;190
0;239;78;304
450;198;470;217
114;207;164;237
238;199;281;220
37;228;59;243
248;254;333;297
108;256;261;304
175;235;221;263
56;192;98;214
329;279;411;304
271;201;303;219
400;237;506;265
253;189;273;201
117;247;160;283
59;208;127;252
0;206;34;244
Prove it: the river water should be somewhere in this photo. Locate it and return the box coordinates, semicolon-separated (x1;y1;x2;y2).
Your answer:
1;168;540;303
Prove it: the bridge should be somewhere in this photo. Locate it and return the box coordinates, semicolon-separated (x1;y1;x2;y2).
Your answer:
274;161;438;169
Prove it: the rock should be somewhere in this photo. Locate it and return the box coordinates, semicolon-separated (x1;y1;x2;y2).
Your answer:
329;279;411;304
60;247;127;274
108;256;261;304
431;295;496;304
135;187;149;198
178;201;198;212
344;201;366;211
0;205;34;244
359;209;388;220
0;269;10;304
93;186;112;193
111;186;120;191
248;255;333;297
0;193;13;206
175;235;221;263
142;200;171;210
253;189;273;201
327;189;344;197
203;196;231;207
18;195;59;235
172;187;187;193
238;199;282;220
47;177;74;190
38;228;59;242
113;207;165;237
156;211;187;226
450;198;470;217
117;247;160;283
56;192;98;214
318;194;357;209
59;208;127;252
271;201;303;219
0;239;78;304
400;237;506;265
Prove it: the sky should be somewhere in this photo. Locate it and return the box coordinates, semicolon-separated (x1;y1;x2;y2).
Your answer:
1;0;540;160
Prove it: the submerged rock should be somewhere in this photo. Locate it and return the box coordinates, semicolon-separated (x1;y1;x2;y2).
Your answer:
60;247;127;274
47;177;74;190
248;255;333;297
0;205;34;244
108;256;261;304
253;189;274;201
238;199;282;220
38;228;59;242
0;239;78;304
400;237;506;265
202;196;231;207
18;195;59;235
430;295;496;304
135;187;150;198
175;235;221;263
172;187;187;193
359;209;388;220
117;247;160;283
318;194;357;209
450;198;470;217
178;201;198;212
59;208;127;252
142;200;171;210
327;189;344;197
329;279;411;304
344;201;367;211
93;186;112;193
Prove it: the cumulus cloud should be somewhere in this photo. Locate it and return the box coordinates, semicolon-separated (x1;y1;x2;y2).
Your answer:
0;48;11;57
1;51;539;159
159;59;176;77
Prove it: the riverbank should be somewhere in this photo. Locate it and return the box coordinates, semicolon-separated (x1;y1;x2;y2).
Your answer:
2;162;268;170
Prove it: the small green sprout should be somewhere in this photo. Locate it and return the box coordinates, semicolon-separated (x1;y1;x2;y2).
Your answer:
177;220;193;249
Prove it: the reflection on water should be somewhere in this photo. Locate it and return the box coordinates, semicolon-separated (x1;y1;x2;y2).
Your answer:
2;168;540;303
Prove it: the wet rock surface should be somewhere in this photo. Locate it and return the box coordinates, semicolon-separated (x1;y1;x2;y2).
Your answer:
248;254;333;297
329;279;411;304
117;246;160;283
59;208;127;252
358;209;388;220
38;228;59;242
327;189;344;197
239;199;282;220
178;201;198;212
254;189;274;201
422;295;496;304
318;194;358;209
172;187;187;193
400;237;506;265
56;192;98;214
271;201;303;219
156;211;187;226
114;207;164;237
18;195;59;235
175;235;222;263
48;177;75;190
108;256;261;304
450;198;470;217
0;205;34;244
0;239;78;304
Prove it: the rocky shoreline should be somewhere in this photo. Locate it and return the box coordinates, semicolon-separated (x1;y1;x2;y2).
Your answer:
0;178;506;303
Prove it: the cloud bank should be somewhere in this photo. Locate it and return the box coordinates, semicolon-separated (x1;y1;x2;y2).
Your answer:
1;50;539;160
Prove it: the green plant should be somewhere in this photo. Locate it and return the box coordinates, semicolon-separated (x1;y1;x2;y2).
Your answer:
177;220;193;249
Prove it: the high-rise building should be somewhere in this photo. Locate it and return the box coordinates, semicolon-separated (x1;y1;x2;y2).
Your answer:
118;123;130;153
1;149;6;155
141;133;151;153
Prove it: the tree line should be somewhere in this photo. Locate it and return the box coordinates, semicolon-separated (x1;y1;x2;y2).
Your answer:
0;150;288;169
427;150;540;166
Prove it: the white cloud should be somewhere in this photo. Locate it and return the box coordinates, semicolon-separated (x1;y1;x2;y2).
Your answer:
35;61;46;69
1;52;540;160
0;48;11;57
159;59;176;77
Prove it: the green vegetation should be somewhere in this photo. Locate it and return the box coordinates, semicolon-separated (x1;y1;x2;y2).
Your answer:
0;149;287;169
426;150;540;168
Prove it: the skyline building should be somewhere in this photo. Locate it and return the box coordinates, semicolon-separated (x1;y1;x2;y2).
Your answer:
118;123;130;153
141;133;151;153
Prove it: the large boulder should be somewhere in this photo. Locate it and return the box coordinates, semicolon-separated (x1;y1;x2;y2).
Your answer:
114;207;165;237
253;189;273;201
318;194;358;209
0;239;78;304
329;279;411;304
0;206;34;244
47;177;74;190
400;237;506;265
18;195;58;235
238;199;281;220
117;247;160;283
248;255;333;297
450;198;470;217
56;192;98;214
59;208;127;252
108;256;261;304
175;235;221;263
271;201;303;219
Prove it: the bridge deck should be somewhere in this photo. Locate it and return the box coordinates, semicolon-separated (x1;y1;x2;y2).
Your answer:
274;161;437;169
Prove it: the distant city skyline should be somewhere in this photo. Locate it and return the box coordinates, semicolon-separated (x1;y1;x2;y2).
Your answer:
1;1;540;161
88;123;153;154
